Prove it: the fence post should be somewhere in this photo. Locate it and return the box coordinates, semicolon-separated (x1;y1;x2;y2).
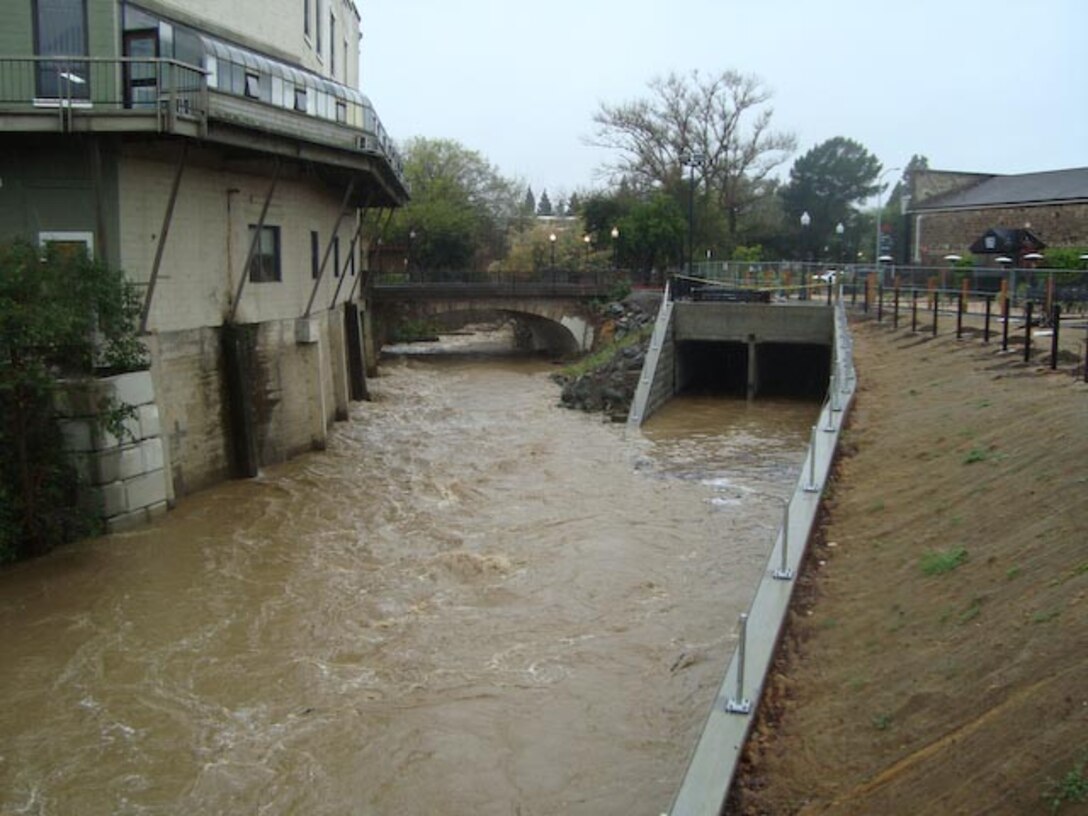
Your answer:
932;292;939;336
877;280;884;323
1051;304;1061;371
911;288;918;333
984;295;993;343
1024;301;1034;363
1002;295;1011;352
956;288;964;339
724;613;753;714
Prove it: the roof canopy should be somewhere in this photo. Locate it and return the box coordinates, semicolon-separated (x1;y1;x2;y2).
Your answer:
968;227;1046;256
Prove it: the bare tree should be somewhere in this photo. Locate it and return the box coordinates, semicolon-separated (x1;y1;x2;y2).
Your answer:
590;70;796;246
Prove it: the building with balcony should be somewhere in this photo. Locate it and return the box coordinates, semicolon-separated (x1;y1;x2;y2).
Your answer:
0;0;409;523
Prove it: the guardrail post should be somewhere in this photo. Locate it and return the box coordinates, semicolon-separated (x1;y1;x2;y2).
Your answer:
724;613;752;714
804;425;819;493
772;500;793;581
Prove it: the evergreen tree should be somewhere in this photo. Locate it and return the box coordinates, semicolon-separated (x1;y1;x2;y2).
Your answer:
537;189;553;216
523;186;536;215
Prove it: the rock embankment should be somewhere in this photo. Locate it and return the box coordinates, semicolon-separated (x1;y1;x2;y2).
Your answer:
552;294;659;419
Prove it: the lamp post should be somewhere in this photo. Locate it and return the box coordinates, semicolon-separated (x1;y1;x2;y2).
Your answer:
611;225;619;271
873;166;901;265
407;228;416;280
800;211;811;300
549;232;557;283
683;153;705;274
583;234;591;270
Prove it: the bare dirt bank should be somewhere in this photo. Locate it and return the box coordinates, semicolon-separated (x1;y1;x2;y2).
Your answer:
729;318;1088;815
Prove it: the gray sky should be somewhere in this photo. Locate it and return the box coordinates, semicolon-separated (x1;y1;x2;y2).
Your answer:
360;0;1086;202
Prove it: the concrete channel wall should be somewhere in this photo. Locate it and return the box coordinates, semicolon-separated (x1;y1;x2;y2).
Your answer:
665;300;856;815
626;287;677;428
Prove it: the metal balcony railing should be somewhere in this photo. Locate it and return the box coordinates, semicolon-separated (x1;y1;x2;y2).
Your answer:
0;55;207;132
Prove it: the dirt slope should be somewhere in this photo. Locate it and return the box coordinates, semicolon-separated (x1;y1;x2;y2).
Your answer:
730;318;1088;815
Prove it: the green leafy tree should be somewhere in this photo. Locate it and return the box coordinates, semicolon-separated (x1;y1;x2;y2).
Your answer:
386;137;523;272
780;137;883;260
0;240;145;561
617;194;686;279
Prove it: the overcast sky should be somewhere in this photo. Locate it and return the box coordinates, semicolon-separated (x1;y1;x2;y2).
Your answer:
360;0;1086;202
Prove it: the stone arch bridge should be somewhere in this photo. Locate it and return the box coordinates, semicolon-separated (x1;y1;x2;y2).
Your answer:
369;280;614;354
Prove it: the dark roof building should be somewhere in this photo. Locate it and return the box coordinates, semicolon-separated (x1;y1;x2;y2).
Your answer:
906;167;1088;266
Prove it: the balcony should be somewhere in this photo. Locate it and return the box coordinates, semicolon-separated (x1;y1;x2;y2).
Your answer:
0;56;207;136
0;55;408;205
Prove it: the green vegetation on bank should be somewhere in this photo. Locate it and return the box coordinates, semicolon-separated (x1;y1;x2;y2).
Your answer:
0;239;145;562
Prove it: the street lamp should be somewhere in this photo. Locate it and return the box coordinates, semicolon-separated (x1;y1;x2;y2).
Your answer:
549;232;557;269
407;228;416;280
835;221;845;267
611;225;619;270
683;152;705;274
800;211;811;299
873;166;901;264
583;234;591;269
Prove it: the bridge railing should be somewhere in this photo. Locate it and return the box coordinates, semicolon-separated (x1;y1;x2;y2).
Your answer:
370;268;630;298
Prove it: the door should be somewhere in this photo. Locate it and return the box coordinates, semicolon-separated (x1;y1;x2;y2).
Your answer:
124;29;159;108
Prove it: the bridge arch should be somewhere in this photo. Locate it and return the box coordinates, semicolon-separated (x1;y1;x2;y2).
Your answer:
373;296;598;355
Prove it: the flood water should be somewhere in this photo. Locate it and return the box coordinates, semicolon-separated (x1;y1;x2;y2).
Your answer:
0;327;818;815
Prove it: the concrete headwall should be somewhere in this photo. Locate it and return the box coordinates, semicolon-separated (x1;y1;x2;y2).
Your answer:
673;302;833;344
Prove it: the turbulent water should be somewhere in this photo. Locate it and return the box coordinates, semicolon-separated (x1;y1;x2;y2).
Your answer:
0;328;817;815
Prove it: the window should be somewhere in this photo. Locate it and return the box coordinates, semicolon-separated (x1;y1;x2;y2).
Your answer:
39;230;94;259
294;86;307;112
348;243;356;276
332;234;340;277
244;72;260;98
335;100;346;123
329;13;336;74
34;0;90;99
310;230;319;279
248;225;281;283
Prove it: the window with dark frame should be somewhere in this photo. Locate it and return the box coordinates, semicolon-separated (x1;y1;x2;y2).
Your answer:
248;225;281;283
34;0;90;99
330;13;336;76
310;230;319;279
332;234;340;277
244;71;260;98
294;86;307;112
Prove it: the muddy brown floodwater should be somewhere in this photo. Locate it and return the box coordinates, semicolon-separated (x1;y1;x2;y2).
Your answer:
0;329;819;815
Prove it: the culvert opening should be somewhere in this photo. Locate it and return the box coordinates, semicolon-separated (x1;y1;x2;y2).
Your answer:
676;340;831;399
677;341;749;396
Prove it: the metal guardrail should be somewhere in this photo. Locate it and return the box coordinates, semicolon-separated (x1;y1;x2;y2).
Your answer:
0;56;207;131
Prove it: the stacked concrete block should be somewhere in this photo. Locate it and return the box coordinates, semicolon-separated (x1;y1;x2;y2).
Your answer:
55;370;170;533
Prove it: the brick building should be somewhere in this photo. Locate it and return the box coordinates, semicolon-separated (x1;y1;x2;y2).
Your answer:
906;167;1088;265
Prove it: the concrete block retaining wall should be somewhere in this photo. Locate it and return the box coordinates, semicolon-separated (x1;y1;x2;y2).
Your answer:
56;370;170;533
